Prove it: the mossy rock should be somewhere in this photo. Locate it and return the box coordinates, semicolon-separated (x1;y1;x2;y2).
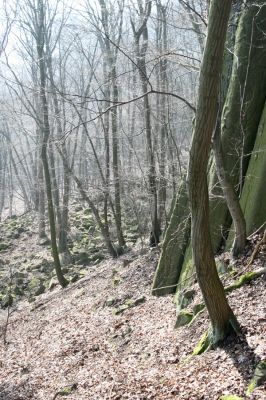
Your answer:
112;304;129;315
219;395;243;400
192;331;211;355
106;298;115;306
246;361;266;395
175;310;194;328
13;285;24;296
74;252;90;265
112;277;120;287
56;383;77;396
28;277;45;296
89;252;105;263
1;293;13;308
180;289;196;309
225;271;258;293
0;242;10;251
193;303;205;315
69;273;81;283
112;296;146;315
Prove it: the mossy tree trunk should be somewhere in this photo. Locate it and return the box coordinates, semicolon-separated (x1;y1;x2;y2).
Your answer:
232;101;266;237
188;0;239;343
152;181;190;296
213;121;246;257
209;0;266;250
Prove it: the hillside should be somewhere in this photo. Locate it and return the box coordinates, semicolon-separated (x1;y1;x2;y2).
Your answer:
0;214;265;400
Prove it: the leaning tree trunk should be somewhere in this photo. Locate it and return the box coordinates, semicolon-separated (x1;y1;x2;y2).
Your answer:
188;0;240;343
213;121;246;257
36;0;67;288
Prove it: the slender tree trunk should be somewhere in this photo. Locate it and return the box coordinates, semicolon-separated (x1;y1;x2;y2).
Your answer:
132;1;161;246
188;0;239;343
46;50;71;264
213;122;246;257
36;0;67;288
111;63;126;248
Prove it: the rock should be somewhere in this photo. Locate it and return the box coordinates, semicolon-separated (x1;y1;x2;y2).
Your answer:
0;242;10;251
122;258;133;267
192;331;210;355
70;273;81;283
13;285;23;295
133;296;146;306
112;277;120;287
1;293;13;308
112;296;146;315
56;383;78;396
216;260;228;275
246;360;266;395
192;303;205;315
38;237;51;246
28;277;45;296
175;310;193;328
180;289;196;309
219;396;243;400
13;271;26;284
49;277;58;291
113;304;129;315
106;298;115;306
74;252;90;265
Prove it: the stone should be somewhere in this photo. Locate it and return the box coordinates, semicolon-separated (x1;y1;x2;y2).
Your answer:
49;277;58;291
193;303;205;315
0;242;10;251
70;274;80;283
175;310;193;328
74;252;90;265
246;361;266;395
1;293;13;308
106;298;115;306
180;289;196;309
28;277;45;296
38;237;51;246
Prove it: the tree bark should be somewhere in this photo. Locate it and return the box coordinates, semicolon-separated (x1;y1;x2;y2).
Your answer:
36;0;67;288
188;0;239;343
213;122;246;257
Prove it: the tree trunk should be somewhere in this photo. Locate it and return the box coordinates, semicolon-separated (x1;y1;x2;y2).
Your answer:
188;0;239;343
36;0;67;288
152;180;190;296
209;0;266;251
213;122;246;257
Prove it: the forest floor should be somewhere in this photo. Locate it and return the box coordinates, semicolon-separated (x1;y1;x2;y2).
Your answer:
0;215;265;399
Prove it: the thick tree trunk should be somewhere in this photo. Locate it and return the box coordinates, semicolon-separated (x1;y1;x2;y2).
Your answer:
152;180;190;296
232;101;266;238
209;0;266;251
188;0;239;343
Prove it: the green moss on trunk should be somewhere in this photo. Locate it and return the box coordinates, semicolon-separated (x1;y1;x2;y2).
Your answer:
152;182;190;296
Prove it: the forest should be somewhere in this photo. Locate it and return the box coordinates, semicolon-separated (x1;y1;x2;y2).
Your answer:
0;0;265;399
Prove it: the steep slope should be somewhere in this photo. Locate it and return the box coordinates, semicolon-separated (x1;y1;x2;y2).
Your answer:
0;237;265;399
